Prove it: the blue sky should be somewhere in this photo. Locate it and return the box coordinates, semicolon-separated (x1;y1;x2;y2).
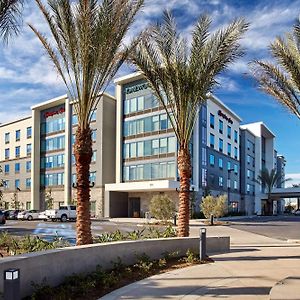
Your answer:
0;0;300;183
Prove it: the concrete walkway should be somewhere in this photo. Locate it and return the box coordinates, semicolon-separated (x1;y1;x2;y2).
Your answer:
100;225;300;299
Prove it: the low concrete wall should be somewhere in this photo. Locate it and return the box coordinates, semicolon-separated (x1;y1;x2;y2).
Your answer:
0;236;229;297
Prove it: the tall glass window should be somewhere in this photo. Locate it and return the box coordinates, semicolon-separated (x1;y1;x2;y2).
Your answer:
218;158;223;169
5;148;9;159
219;120;223;134
92;130;97;141
27;127;32;138
15;146;20;157
234;147;238;159
15;163;20;173
209;154;215;166
27;144;32;156
227;143;231;156
227;126;231;139
219;138;223;152
4;164;9;174
90;172;96;183
210;133;215;148
234;130;238;143
41;117;65;134
15;130;20;141
234;164;238;174
41;172;64;186
26;178;31;188
210;113;215;128
15;179;20;189
5;133;9;144
219;176;223;187
41;136;65;151
26;161;31;172
41;154;65;169
160;114;167;130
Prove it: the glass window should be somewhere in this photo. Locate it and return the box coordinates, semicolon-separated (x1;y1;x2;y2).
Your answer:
247;169;251;178
92;130;96;141
27;127;32;138
234;130;238;143
15;146;20;157
234;164;238;174
152;115;159;131
210;133;215;148
218;158;223;169
247;184;250;193
27;144;32;156
227;126;231;138
5;148;9;159
15;163;20;173
159;162;167;178
4;164;9;174
144;117;152;132
219;120;223;133
247;155;251;164
202;168;207;186
124;144;130;159
210;113;214;128
3;180;9;189
168;136;176;153
137;96;144;111
227;161;231;170
136;119;144;134
42;136;65;151
5;133;9;144
72;114;78;125
202;148;207;166
26;178;31;188
160;138;168;154
15;179;20;189
124;99;130;114
129;165;136;180
227;178;231;188
130;143;137;158
227;143;231;156
144;140;152;156
209;154;215;166
151;163;159;179
219;176;223;187
137;165;144;180
90;171;96;183
26;161;31;172
160;114;167;130
152;139;159;155
167;161;175;178
137;141;144;157
92;151;96;162
219;138;223;152
144;94;153;109
15;130;20;141
144;164;151;179
91;110;96;121
234;180;238;190
234;147;238;159
130;97;137;113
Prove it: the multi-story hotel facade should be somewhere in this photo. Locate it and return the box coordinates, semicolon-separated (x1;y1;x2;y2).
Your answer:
0;71;286;217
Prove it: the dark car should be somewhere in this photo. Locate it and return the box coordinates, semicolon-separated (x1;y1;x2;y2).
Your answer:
0;211;6;225
5;210;22;220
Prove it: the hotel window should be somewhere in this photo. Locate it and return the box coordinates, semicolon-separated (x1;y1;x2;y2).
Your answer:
137;141;144;157
234;130;238;143
15;179;20;189
15;163;20;173
227;161;231;170
91;110;96;121
41;172;64;187
209;154;215;166
247;140;251;150
41;154;65;169
227;143;231;156
218;158;223;169
27;127;32;138
26;178;31;188
130;97;137;113
202;168;207;186
26;201;31;210
4;164;9;174
210;113;215;128
15;146;20;158
234;180;238;190
234;147;238;159
27;144;32;156
210;133;215;148
41;136;65;151
227;126;231;139
5;132;9;144
90;172;96;183
202;148;207;166
247;184;250;193
219;120;223;134
26;161;31;172
72;114;78;125
136;119;144;134
234;164;238;174
130;143;137;158
136;164;144;180
5;148;9;160
227;178;231;188
247;169;251;178
92;130;96;141
219;138;223;152
168;136;176;153
152;115;159;131
137;96;144;111
152;139;159;155
3;180;9;189
247;155;251;164
219;176;224;187
160;114;168;130
15;130;20;141
160;138;168;154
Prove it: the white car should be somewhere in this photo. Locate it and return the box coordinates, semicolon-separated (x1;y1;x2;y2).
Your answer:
38;211;48;221
17;210;40;221
292;209;300;215
45;205;77;222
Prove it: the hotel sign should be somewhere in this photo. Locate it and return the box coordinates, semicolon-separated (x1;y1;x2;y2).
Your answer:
44;107;65;118
218;110;233;124
125;83;148;94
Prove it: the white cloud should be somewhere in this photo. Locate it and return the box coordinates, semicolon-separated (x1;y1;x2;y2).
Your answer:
286;173;300;187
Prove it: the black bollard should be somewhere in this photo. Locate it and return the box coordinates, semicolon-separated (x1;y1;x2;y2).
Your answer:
173;214;177;226
4;269;20;300
199;228;207;261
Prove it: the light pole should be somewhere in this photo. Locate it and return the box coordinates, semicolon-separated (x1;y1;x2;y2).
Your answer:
227;168;235;211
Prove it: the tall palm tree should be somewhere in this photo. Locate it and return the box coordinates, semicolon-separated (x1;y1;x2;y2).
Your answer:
129;11;248;237
251;21;300;119
0;0;23;42
255;168;290;215
31;0;143;245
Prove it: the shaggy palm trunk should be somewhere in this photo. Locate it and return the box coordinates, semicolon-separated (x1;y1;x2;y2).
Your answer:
177;147;191;237
74;127;93;245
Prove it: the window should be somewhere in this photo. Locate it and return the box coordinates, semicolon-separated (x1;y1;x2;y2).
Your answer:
3;180;9;189
234;130;238;143
219;120;223;134
41;154;65;169
168;136;176;153
41;136;65;151
209;154;215;166
27;127;32;138
202;168;207;186
26;178;31;188
4;165;9;174
219;176;223;187
227;143;231;156
130;97;137;113
247;184;250;193
41;117;65;134
152;115;159;131
210;113;215;128
15;130;20;141
15;146;20;158
227;161;231;170
202;148;207;166
152;139;159;155
27;144;32;156
234;180;238;190
130;143;137;158
72;114;78;125
41;173;64;187
92;151;97;162
210;133;215;148
26;161;31;172
5;148;9;160
15;179;20;189
247;169;251;178
234;147;238;159
219;138;223;152
5;133;9;144
234;164;238;174
227;126;231;139
92;130;96;141
26;201;31;210
15;163;20;173
227;178;231;188
160;114;167;130
218;158;223;169
159;138;168;154
91;110;96;121
90;171;96;183
137;96;144;111
247;155;251;164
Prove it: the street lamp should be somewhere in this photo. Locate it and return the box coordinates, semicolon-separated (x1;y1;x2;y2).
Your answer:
227;168;235;210
4;268;20;300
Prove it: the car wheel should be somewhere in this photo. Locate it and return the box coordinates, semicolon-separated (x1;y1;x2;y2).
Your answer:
51;218;56;222
27;215;33;221
1;219;5;225
61;215;67;222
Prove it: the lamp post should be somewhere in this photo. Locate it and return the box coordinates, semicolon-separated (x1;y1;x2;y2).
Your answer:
227;168;235;211
4;268;20;300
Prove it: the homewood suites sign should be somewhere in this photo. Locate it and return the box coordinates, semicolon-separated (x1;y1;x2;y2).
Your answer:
44;107;65;118
125;83;148;94
218;110;233;124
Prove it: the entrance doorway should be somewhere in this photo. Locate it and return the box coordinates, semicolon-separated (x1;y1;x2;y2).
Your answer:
128;197;141;218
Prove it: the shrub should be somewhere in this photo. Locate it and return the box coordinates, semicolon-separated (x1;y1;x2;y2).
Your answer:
200;195;228;221
149;194;176;221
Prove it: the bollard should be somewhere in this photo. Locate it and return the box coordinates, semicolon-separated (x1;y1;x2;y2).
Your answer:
173;214;177;226
199;228;207;261
4;269;20;300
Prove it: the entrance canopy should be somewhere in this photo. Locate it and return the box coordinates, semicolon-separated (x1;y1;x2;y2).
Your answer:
263;187;300;199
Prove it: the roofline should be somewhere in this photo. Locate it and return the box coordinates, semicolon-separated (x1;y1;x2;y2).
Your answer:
241;121;276;138
0;116;32;128
239;127;255;137
114;72;143;84
31;94;68;110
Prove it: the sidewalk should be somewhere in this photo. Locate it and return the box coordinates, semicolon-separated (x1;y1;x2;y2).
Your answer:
100;226;300;299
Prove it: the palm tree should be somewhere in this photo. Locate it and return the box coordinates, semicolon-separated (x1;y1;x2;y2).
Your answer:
129;11;248;236
251;21;300;119
31;0;143;245
255;168;290;215
0;0;23;42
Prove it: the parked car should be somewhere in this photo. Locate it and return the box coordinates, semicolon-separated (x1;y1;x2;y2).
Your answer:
5;210;23;220
45;205;77;222
38;211;48;221
17;210;40;221
292;209;300;215
0;211;6;225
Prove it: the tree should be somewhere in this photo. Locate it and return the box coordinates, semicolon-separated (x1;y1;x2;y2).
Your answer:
201;195;227;225
10;191;20;210
45;189;54;210
251;21;300;119
149;194;176;222
129;11;248;236
0;0;23;43
31;0;143;245
255;168;291;215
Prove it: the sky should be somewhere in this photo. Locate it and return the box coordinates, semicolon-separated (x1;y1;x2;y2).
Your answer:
0;0;300;185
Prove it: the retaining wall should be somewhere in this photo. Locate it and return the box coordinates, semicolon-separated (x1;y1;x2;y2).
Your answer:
0;236;229;297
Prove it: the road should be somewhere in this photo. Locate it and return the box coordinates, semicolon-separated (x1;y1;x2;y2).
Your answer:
229;215;300;241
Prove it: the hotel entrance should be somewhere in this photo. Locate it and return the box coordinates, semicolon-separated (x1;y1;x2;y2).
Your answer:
128;197;141;217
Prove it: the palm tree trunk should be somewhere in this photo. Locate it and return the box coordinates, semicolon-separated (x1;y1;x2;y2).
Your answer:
177;147;191;237
74;126;93;245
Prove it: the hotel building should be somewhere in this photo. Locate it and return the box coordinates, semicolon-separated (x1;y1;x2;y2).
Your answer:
0;72;286;217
